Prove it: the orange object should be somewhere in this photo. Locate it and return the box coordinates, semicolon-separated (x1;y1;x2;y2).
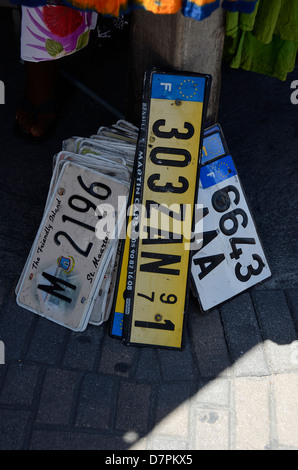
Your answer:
64;0;258;20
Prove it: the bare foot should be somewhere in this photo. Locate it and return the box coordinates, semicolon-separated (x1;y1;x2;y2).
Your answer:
30;108;57;138
15;104;36;134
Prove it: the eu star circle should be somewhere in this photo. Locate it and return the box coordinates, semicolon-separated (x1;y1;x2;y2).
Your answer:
179;79;198;99
217;161;231;178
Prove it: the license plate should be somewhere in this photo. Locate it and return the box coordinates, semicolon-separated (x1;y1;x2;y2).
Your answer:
78;139;127;165
110;186;135;338
50;152;131;197
89;240;121;326
17;162;129;331
121;69;211;349
191;124;271;311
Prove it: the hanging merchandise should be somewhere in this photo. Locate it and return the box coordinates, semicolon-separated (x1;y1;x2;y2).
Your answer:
12;0;258;22
20;5;98;62
224;0;298;81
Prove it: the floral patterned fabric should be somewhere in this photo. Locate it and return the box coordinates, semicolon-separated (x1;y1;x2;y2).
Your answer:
20;6;98;61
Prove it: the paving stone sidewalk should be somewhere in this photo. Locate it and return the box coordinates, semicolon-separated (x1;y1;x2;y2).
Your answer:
1;278;298;450
0;7;298;451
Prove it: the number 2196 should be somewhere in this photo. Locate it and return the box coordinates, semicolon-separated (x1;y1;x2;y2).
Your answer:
54;175;111;257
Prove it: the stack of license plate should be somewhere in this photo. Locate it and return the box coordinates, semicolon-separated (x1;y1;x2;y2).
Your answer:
15;70;271;344
16;120;138;331
109;122;271;348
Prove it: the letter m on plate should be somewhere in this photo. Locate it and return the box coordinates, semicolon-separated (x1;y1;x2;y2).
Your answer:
38;272;76;303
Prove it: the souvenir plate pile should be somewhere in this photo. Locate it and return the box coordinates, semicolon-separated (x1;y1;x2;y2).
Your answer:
16;120;138;331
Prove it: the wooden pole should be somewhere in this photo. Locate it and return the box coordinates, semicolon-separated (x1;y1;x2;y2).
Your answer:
126;7;225;126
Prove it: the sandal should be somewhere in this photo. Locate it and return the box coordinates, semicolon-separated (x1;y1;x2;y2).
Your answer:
15;98;57;143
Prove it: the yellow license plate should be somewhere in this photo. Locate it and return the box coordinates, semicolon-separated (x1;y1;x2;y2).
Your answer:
122;70;211;349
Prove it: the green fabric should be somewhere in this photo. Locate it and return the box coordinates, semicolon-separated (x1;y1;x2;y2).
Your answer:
224;0;298;81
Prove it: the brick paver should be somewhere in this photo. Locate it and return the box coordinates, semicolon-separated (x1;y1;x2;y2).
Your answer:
2;283;297;450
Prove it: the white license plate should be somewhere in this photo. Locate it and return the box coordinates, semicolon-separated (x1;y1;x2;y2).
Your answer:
89;241;121;326
191;125;271;311
17;162;129;331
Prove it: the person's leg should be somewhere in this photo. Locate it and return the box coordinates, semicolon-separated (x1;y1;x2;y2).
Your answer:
24;59;59;107
15;5;98;140
16;59;59;138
